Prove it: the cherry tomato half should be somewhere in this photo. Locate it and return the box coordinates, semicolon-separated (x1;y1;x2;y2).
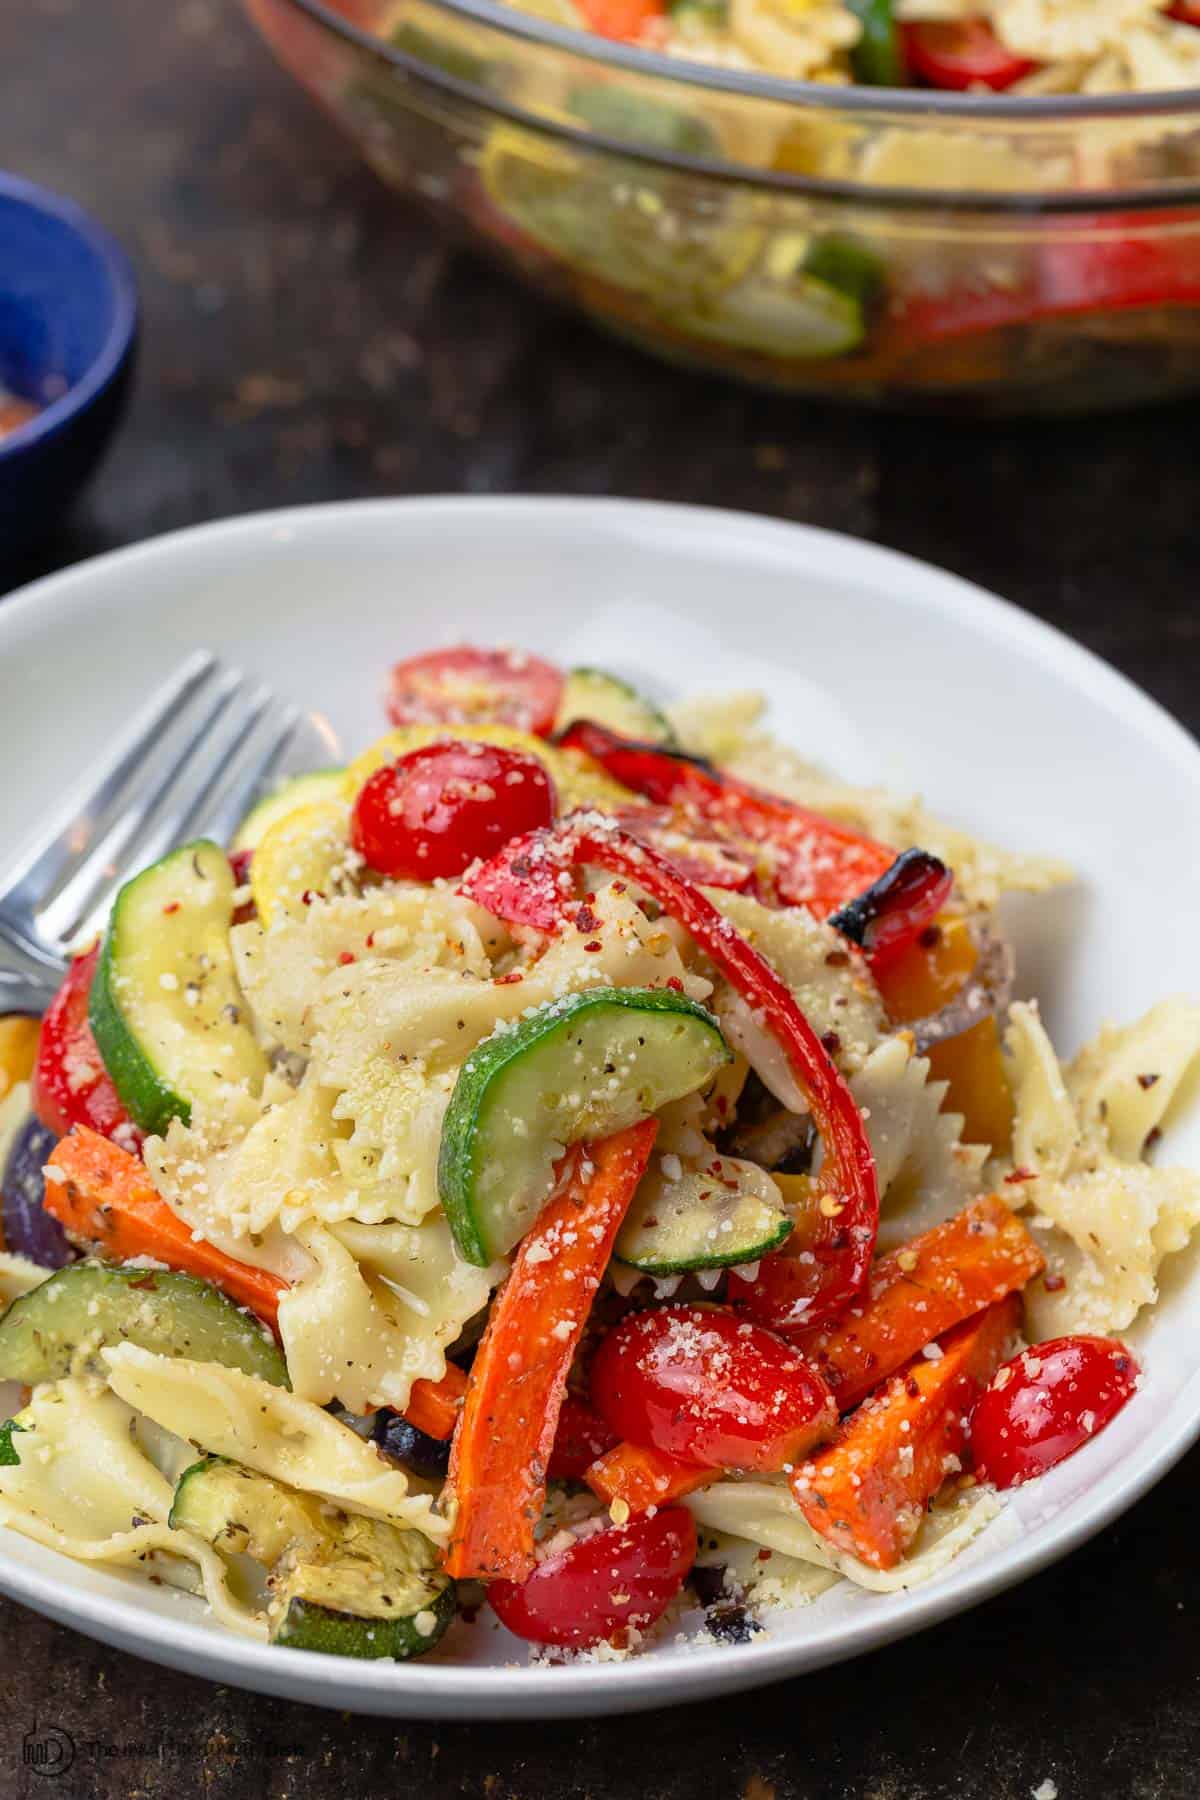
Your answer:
31;947;140;1148
970;1335;1139;1490
547;1392;620;1481
901;19;1037;90
487;1508;696;1647
351;740;557;880
590;1304;835;1473
386;646;564;738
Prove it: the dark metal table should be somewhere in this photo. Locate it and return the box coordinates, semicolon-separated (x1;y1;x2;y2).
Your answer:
2;2;1198;1794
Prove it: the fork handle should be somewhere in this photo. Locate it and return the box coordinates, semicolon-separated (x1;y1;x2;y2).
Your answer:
0;958;57;1017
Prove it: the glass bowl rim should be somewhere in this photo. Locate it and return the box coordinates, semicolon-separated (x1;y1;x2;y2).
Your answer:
278;0;1200;209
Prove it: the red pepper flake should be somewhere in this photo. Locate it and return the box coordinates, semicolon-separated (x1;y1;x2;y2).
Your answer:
905;1376;921;1398
162;901;181;915
611;882;627;895
820;1030;841;1057
494;970;524;986
583;940;602;953
365;932;376;949
665;976;684;993
338;951;356;966
1137;1072;1160;1091
756;1548;772;1562
301;889;324;906
573;903;599;934
1005;1167;1037;1185
1043;1273;1066;1293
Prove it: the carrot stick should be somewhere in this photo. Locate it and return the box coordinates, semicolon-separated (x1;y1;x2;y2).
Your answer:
403;1363;468;1440
44;1128;286;1324
45;1132;499;1439
444;1119;659;1582
791;1294;1020;1570
585;1440;713;1514
794;1196;1043;1413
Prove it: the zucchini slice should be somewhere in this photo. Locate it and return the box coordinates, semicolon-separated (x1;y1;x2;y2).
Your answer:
89;840;268;1135
231;769;346;854
438;987;731;1265
345;724;633;814
0;1263;289;1387
248;795;357;926
615;1156;792;1274
171;1457;455;1660
555;669;677;746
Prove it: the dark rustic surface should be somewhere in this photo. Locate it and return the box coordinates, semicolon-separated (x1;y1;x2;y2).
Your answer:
2;0;1199;1795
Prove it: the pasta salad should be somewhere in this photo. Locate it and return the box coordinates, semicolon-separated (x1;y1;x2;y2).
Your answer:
0;645;1196;1664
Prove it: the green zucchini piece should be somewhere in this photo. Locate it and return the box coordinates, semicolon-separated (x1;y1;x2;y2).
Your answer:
675;267;865;361
231;769;346;854
171;1457;455;1660
169;1455;314;1556
615;1159;793;1274
555;669;677;746
89;840;268;1134
566;84;717;158
802;235;886;311
0;1263;288;1387
0;1421;24;1467
848;0;904;85
439;987;731;1265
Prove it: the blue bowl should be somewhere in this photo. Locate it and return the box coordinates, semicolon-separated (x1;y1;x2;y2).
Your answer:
0;174;138;547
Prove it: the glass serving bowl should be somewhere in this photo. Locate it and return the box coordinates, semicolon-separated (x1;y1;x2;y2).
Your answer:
245;0;1200;412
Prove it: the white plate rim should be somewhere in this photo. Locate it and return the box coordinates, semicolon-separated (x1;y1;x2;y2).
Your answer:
1;494;1198;1718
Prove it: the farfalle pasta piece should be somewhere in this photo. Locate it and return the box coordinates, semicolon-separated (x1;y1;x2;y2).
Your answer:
101;1343;447;1542
277;1215;496;1413
232;885;504;1056
0;1380;262;1637
849;1037;988;1251
707;889;886;1088
1004;1000;1200;1337
310;879;705;1089
1066;997;1200;1163
684;1474;1002;1593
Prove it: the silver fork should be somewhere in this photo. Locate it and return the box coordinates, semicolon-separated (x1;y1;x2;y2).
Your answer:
0;651;323;1014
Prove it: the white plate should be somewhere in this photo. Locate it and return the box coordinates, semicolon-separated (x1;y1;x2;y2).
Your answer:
1;497;1198;1719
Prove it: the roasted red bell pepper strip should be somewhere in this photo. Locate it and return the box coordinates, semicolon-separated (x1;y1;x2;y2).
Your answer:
829;848;953;972
32;948;141;1149
557;721;895;914
466;818;880;1328
444;1119;659;1582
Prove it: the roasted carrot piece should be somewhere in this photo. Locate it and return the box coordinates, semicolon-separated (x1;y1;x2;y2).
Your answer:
874;914;1014;1154
403;1363;468;1440
585;1439;714;1514
44;1127;285;1324
792;1293;1021;1570
794;1196;1043;1413
444;1119;658;1582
